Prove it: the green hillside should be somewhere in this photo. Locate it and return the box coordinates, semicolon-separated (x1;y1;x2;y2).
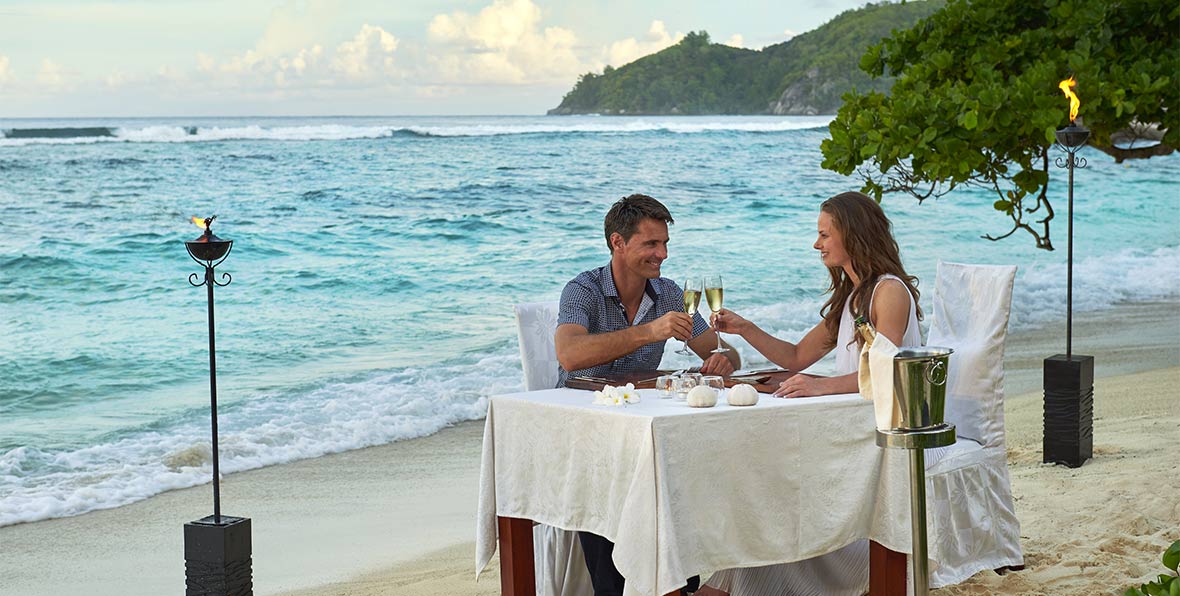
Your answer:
549;1;943;115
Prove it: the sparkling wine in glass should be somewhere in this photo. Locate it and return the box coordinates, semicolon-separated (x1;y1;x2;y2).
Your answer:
676;277;702;355
705;275;730;353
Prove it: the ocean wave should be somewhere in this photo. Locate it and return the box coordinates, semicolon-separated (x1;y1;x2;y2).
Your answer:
0;254;77;273
0;118;833;146
2;127;115;139
1008;244;1180;328
399;118;832;137
0;353;519;527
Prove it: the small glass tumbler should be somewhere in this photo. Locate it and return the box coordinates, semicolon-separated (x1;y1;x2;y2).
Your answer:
672;375;698;401
656;375;677;399
702;375;725;400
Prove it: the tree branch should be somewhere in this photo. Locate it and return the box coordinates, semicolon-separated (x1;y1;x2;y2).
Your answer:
982;149;1054;250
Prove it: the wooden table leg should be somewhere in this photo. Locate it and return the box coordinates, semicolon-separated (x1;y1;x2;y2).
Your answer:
869;540;906;596
498;516;535;596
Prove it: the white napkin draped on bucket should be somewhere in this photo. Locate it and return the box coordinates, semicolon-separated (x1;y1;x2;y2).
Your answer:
858;333;903;431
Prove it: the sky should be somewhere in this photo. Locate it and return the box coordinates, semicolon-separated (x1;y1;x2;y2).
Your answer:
0;0;875;117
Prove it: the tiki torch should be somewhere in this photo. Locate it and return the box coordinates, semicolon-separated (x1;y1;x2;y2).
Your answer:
183;215;253;595
1043;77;1093;468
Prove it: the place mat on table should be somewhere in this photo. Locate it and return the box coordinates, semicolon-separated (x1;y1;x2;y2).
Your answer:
734;369;817;394
564;368;815;393
564;369;682;391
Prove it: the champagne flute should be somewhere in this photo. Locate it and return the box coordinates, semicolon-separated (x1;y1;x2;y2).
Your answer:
676;277;702;355
705;274;730;353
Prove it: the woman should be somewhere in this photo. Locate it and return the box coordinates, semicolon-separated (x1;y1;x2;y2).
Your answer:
716;190;921;396
700;191;922;596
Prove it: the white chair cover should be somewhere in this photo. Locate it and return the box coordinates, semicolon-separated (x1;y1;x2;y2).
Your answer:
515;301;561;393
923;262;1024;587
514;301;594;596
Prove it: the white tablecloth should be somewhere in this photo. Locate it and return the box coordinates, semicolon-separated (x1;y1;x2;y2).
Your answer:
475;388;924;596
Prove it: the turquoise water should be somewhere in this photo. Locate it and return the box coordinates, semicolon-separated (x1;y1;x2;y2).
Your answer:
1;115;1177;525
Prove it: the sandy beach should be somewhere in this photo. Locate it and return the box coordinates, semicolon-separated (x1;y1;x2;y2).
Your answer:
2;300;1177;596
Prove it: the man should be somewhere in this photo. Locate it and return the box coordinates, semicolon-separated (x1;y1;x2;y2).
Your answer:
556;194;739;387
555;194;740;596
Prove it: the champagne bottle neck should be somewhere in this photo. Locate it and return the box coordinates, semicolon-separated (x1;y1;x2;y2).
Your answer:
854;315;876;346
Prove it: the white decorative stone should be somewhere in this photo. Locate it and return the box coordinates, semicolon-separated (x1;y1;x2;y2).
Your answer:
686;385;718;408
727;384;759;406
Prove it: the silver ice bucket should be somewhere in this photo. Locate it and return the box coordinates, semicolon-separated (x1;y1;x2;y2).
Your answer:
892;347;954;430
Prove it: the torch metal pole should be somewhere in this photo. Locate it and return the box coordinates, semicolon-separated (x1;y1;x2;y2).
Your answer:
1066;155;1074;361
205;264;221;525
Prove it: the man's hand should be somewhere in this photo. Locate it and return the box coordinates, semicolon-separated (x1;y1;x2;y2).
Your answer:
647;311;694;342
700;353;735;376
773;373;827;398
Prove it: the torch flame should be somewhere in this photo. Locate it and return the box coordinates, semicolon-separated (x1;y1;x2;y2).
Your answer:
1059;77;1080;123
192;215;217;231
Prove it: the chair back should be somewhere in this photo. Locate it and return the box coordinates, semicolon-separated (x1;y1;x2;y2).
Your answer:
926;262;1017;449
514;301;560;391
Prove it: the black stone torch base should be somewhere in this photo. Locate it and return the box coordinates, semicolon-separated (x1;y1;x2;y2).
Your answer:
1043;354;1094;468
184;515;253;596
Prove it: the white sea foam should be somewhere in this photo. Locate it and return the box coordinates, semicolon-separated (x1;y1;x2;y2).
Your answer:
1008;245;1180;328
402;117;833;137
0;117;832;146
0;352;520;527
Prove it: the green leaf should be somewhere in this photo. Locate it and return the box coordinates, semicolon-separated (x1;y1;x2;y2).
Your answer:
993;200;1013;212
1162;540;1180;572
931;51;952;71
963;111;979;130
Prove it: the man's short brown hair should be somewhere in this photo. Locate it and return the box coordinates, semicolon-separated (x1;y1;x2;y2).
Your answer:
603;194;674;251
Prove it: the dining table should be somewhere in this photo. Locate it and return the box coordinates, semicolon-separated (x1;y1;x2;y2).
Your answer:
475;376;926;596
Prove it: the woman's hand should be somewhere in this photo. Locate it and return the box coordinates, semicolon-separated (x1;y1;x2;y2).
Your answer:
711;308;751;336
773;373;827;398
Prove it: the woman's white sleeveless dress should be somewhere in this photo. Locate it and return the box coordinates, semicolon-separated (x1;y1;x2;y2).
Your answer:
704;275;921;596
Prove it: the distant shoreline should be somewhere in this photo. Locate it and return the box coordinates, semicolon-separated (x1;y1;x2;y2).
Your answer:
544;109;836;116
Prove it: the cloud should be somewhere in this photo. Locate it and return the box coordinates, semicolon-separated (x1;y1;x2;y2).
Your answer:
10;0;694;113
105;71;129;89
280;45;325;76
255;0;339;57
194;21;400;90
723;34;746;48
603;20;683;68
425;0;584;85
783;28;798;41
36;59;65;87
0;55;12;86
332;24;398;78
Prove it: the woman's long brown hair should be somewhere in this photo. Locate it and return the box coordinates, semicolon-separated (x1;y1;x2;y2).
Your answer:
818;192;922;349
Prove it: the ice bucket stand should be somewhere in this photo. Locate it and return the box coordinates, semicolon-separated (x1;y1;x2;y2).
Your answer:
876;424;955;596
